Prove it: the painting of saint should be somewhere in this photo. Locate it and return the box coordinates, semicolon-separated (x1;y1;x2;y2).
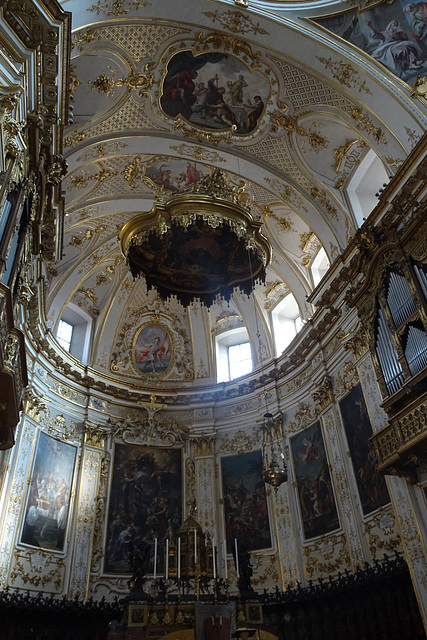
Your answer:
20;431;77;551
314;1;427;83
104;444;182;574
221;450;271;552
160;51;268;134
145;160;203;193
134;324;172;375
339;384;390;515
290;422;339;540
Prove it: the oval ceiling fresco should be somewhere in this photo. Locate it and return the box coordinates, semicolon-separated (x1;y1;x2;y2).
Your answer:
160;51;269;134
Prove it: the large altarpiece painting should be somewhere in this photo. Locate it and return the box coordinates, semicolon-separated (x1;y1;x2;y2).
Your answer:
221;450;271;553
291;421;340;540
20;431;77;552
339;383;390;515
105;444;182;574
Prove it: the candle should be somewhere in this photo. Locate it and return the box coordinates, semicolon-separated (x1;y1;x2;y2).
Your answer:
154;538;158;578
234;538;239;578
194;528;197;566
178;537;181;579
212;538;216;579
223;540;228;580
165;538;169;579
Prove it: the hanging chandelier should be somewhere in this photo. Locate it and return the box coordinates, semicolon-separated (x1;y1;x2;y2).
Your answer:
118;169;271;308
261;411;288;490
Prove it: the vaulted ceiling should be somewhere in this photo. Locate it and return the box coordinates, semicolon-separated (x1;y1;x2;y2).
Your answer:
47;0;426;392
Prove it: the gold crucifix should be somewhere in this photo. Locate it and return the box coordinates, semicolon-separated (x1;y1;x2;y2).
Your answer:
139;392;167;411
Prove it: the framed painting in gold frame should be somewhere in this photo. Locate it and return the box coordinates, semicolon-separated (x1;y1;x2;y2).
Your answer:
128;604;148;627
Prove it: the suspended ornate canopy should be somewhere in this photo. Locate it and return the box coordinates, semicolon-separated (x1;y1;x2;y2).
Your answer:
119;169;271;307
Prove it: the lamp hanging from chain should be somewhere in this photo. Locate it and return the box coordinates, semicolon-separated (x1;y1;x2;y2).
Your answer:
261;403;288;491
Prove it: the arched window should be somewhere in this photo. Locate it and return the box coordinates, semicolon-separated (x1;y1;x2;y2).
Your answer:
272;293;302;357
55;303;92;365
215;327;253;383
346;150;389;227
311;247;330;287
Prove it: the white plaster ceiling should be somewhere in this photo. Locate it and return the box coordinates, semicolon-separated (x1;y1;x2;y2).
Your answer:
46;0;426;390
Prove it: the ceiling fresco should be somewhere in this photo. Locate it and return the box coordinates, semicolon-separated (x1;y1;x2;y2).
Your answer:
47;0;426;390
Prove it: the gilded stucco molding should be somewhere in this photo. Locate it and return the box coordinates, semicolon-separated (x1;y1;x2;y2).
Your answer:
273;487;300;588
264;280;290;311
250;553;280;587
9;550;65;591
195;457;216;536
211;310;243;336
87;0;150;17
350;108;386;144
217;428;259;454
89;455;110;579
333;361;359;399
90;67;155;98
64;131;86;148
270;111;329;154
171;118;237;146
186;456;196;512
310;376;333;412
111;304;194;383
69;162;118;190
303;533;351;578
195;32;262;71
23;390;47;423
363;508;402;558
411;75;427;106
341;325;372;362
46;414;77;441
287;401;318;434
190;434;216;457
84;423;106;449
108;413;189;446
169;144;226;164
323;408;365;569
316;57;372;94
69;448;102;598
202;9;269;36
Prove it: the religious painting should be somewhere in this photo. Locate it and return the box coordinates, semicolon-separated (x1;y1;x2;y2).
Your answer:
160;51;269;134
221;450;271;552
134;323;172;376
314;2;427;84
19;431;77;551
290;421;340;540
339;384;390;515
104;443;182;574
128;604;148;628
145;159;205;193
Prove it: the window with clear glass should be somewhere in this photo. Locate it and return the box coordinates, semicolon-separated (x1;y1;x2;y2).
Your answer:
56;320;73;351
228;342;253;381
272;293;303;356
216;328;253;383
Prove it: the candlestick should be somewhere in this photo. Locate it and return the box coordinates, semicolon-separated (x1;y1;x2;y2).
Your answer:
223;540;228;580
165;538;169;579
234;538;239;578
178;537;181;579
194;528;197;566
212;538;216;579
154;538;158;578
